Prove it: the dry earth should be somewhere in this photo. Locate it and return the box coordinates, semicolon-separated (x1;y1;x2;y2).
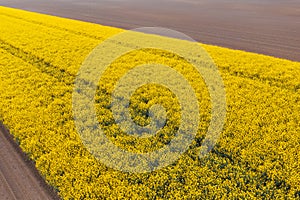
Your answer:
0;124;60;200
0;0;299;61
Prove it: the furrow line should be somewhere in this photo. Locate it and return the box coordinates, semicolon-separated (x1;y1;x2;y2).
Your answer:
0;12;105;41
0;38;74;85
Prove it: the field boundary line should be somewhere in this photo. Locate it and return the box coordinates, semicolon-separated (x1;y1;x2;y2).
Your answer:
2;11;300;53
0;122;61;200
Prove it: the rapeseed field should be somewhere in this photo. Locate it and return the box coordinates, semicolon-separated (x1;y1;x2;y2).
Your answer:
0;6;299;199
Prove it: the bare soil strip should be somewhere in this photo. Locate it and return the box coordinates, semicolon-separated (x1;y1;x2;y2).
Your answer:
0;123;60;200
0;0;299;61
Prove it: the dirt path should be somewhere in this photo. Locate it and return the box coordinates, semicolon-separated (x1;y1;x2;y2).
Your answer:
0;0;299;61
0;124;60;200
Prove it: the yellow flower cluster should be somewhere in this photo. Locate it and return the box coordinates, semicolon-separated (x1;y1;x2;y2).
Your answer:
0;6;299;199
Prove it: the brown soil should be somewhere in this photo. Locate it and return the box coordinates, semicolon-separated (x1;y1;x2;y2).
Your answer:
0;123;61;200
0;0;299;61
